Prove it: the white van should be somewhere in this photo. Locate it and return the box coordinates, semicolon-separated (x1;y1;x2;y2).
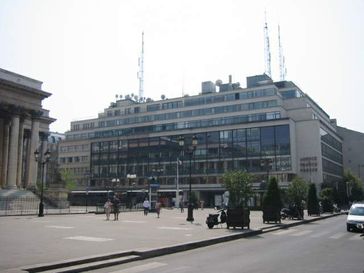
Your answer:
346;202;364;232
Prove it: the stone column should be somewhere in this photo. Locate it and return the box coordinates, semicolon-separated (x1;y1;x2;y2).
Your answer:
26;118;40;188
16;118;25;188
1;119;10;188
0;118;4;188
7;114;20;189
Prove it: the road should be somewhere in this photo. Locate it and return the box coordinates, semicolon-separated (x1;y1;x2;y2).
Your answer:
90;215;364;273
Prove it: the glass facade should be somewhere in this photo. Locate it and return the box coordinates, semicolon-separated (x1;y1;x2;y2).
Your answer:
320;128;343;184
90;124;291;188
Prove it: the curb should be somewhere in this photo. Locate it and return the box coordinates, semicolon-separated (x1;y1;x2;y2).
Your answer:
22;213;343;272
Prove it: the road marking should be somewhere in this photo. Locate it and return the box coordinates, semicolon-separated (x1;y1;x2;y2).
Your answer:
122;220;146;224
46;225;74;229
310;231;331;238
158;226;193;231
291;230;313;237
272;229;297;235
329;232;346;239
185;234;193;237
109;262;166;273
64;236;113;242
349;234;363;240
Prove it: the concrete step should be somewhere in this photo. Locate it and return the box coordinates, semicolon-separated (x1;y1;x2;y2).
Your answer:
24;254;141;273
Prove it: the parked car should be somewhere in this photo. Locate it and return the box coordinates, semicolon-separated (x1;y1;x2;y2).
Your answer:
346;202;364;232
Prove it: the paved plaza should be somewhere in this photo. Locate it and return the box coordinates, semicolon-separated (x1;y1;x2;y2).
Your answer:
0;208;340;273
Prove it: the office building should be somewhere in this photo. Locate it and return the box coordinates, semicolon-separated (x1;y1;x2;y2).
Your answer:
59;74;344;206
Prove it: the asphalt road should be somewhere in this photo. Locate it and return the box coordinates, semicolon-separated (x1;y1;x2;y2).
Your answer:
89;215;364;273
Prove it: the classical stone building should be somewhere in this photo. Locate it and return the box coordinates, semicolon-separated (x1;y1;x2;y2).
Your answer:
0;68;55;190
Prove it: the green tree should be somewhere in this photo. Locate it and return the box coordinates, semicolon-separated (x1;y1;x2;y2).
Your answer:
350;180;364;202
262;177;282;212
60;169;77;191
287;176;308;209
223;170;254;208
320;187;334;213
262;177;282;223
307;183;320;216
344;170;364;202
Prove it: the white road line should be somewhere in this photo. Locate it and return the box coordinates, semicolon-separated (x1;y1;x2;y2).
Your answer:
122;220;147;224
272;229;297;235
46;225;74;229
64;236;113;242
158;226;193;231
349;234;363;240
109;262;167;273
310;231;331;238
330;232;346;239
291;230;313;237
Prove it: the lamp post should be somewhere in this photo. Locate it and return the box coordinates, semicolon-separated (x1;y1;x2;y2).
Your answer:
34;149;51;217
127;174;136;209
179;135;198;222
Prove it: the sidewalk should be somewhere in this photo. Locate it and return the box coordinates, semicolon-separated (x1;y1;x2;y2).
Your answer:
0;208;341;272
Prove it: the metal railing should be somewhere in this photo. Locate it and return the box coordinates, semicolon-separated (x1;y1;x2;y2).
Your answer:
0;197;143;216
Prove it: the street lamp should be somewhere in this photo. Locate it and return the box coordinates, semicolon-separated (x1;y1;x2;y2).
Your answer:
34;149;51;217
127;174;136;209
179;135;198;222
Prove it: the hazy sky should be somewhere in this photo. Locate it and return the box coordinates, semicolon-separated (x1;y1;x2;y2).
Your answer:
1;0;363;133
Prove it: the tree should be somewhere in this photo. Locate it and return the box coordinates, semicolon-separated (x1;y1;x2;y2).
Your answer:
350;180;364;202
287;177;308;208
223;170;254;208
307;183;320;216
262;177;282;223
320;187;334;213
344;170;364;203
60;169;77;191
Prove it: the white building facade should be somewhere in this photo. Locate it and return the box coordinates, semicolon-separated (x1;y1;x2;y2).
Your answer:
59;74;343;206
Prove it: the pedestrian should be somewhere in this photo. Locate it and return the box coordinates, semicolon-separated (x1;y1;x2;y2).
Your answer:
179;200;184;213
155;201;161;218
143;198;150;215
112;195;120;221
104;199;112;221
200;200;205;210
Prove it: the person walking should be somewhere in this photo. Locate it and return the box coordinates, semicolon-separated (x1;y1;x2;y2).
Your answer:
143;198;150;215
112;195;120;221
179;200;184;213
155;201;161;218
104;199;112;220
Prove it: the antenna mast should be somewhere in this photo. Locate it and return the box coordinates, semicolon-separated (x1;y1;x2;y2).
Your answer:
138;32;145;99
264;11;272;78
278;25;287;81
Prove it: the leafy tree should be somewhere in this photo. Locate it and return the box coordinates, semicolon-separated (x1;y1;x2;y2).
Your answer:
320;187;334;213
262;177;282;212
344;170;364;202
262;177;282;223
350;180;364;202
223;170;254;208
60;169;77;191
307;183;320;216
287;176;308;209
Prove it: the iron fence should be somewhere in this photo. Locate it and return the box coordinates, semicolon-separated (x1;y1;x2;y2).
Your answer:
0;197;143;216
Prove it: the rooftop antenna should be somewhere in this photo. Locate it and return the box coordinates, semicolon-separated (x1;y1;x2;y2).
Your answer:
137;32;145;99
278;25;287;81
264;11;272;78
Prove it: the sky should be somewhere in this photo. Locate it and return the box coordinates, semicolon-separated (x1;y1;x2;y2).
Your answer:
0;0;363;134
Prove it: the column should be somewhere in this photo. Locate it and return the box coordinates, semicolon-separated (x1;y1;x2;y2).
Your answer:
26;118;40;188
16;118;25;188
7;115;20;189
0;119;4;188
1;119;10;188
40;132;49;187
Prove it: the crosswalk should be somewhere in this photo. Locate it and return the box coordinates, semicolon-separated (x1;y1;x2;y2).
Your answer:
272;228;363;241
